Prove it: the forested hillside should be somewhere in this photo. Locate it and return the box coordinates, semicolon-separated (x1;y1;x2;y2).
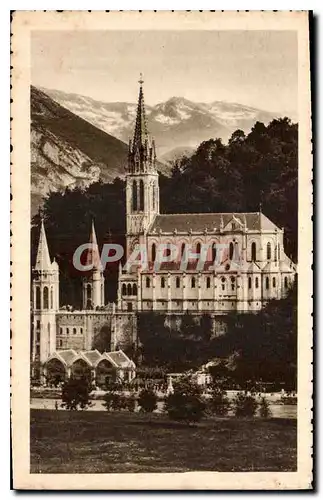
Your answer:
32;117;297;307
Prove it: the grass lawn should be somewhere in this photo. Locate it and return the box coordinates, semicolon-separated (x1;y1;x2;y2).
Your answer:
30;409;297;473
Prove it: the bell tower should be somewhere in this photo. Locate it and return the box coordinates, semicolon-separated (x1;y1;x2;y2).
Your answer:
126;75;159;258
32;220;59;369
82;220;105;310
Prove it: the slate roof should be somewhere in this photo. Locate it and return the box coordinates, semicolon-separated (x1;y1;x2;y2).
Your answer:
149;212;278;233
82;350;102;366
47;349;135;369
106;350;132;368
56;349;78;366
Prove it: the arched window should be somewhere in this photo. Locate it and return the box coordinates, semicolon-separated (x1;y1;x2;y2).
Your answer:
122;283;127;296
127;283;132;295
251;242;256;262
59;327;63;335
152;184;156;211
206;277;211;288
278;243;281;260
59;340;62;348
221;277;226;291
231;276;235;291
265;277;269;290
255;277;259;289
196;242;201;254
248;277;252;289
146;277;150;288
139;180;144;211
36;286;41;309
212;244;216;262
50;287;53;309
66;328;69;335
181;243;185;258
191;277;196;288
161;277;165;288
133;284;137;296
229;242;234;260
267;242;272;260
284;276;288;288
73;327;77;335
87;284;92;299
132;180;137;211
176;277;180;288
80;328;83;334
273;277;276;288
43;286;49;309
151;243;156;262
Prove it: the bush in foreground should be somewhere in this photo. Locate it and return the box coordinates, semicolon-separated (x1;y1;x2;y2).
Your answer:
259;397;272;418
208;386;231;416
138;388;158;414
61;376;92;410
165;376;206;425
233;392;258;417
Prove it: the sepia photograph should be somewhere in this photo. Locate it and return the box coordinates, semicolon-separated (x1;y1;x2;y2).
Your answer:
11;11;312;490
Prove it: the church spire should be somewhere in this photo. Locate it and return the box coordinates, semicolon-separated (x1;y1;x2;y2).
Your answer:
132;73;149;151
85;220;102;271
34;219;52;271
128;74;156;173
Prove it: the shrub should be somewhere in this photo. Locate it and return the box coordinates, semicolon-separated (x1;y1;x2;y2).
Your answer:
125;394;137;412
208;386;231;416
233;392;258;417
259;397;272;418
138;388;158;414
103;392;127;412
165;376;206;424
61;376;92;410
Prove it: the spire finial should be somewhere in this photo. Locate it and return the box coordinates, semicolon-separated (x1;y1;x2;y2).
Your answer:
138;72;144;86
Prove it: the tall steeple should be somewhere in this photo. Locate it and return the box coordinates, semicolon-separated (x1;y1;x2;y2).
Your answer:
125;76;160;258
82;220;105;309
35;219;52;271
128;74;156;173
84;220;102;271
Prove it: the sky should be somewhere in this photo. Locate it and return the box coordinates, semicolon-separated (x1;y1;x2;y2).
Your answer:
31;30;298;115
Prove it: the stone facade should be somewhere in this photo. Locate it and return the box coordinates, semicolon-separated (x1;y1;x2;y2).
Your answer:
31;78;296;372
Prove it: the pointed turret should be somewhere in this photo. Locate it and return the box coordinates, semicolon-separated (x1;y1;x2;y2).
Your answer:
32;219;60;369
82;220;104;309
84;220;102;270
132;74;149;152
128;74;156;173
35;219;52;271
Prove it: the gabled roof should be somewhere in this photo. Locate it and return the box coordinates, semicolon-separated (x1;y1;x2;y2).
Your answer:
279;260;295;273
247;261;262;273
56;349;79;366
263;261;280;272
45;349;136;369
149;212;278;234
105;350;133;368
82;349;103;366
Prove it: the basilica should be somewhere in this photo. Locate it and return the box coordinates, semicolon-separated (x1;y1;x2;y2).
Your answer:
31;78;296;380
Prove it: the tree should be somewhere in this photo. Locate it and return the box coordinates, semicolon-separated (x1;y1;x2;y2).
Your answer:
61;376;92;410
259;397;272;418
165;376;206;425
208;385;231;416
233;392;258;418
138;388;158;414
